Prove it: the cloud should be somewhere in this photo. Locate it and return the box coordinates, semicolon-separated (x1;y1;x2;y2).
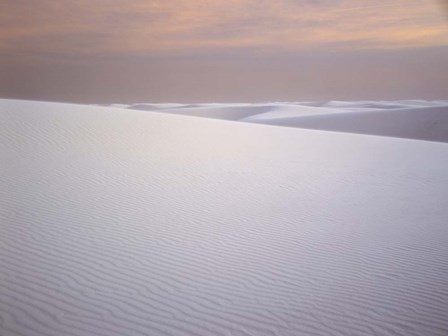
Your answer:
0;0;447;59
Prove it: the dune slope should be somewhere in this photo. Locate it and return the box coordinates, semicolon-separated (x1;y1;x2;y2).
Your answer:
1;99;448;336
126;103;341;121
246;105;448;143
124;101;448;143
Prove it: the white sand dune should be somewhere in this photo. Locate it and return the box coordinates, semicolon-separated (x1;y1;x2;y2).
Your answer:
128;104;294;121
126;103;349;121
299;100;448;110
238;105;350;121
128;103;193;111
125;101;448;143
246;105;448;143
1;98;448;336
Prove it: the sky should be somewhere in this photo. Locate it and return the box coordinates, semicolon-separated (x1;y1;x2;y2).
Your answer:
1;0;448;103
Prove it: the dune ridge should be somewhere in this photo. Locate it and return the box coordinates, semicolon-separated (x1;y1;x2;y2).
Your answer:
1;99;448;335
123;100;448;143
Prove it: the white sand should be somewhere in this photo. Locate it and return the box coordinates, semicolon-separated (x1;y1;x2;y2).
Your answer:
128;103;301;121
125;101;448;143
1;98;448;336
126;103;349;120
246;105;448;143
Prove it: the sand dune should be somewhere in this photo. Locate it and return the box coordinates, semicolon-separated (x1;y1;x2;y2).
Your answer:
1;99;448;336
299;100;448;110
126;103;348;120
138;104;275;121
125;101;448;143
246;105;448;143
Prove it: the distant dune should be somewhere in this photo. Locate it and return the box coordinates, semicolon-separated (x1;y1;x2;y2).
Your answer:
126;100;448;143
126;103;338;121
1;99;448;336
246;105;448;143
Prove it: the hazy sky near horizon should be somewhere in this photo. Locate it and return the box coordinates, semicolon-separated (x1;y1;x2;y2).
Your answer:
1;0;448;103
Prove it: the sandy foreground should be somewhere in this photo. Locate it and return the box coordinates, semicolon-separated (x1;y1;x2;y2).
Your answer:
1;99;448;335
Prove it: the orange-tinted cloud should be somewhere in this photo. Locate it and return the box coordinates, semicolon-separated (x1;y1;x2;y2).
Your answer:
0;0;447;59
